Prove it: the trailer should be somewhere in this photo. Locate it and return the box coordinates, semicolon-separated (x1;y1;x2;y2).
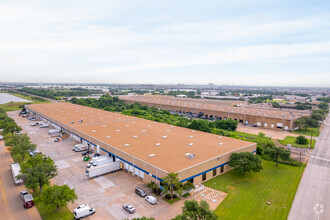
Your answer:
10;163;23;185
85;161;121;178
86;157;113;168
48;129;61;137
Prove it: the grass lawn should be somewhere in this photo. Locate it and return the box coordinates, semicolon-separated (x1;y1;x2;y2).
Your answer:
278;136;316;149
204;158;305;220
34;192;74;220
231;131;269;141
292;128;319;137
163;196;181;204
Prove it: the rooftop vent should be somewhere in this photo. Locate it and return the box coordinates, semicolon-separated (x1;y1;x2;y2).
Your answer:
125;125;129;127
155;143;161;146
162;136;167;138
132;121;135;123
70;121;75;124
124;144;130;147
147;125;151;127
133;135;138;138
185;153;190;156
149;154;155;157
106;136;111;139
218;136;222;139
90;121;94;123
102;125;107;127
91;130;96;132
188;143;194;146
218;143;223;146
79;119;83;123
142;130;146;132
116;130;120;132
118;118;121;119
189;135;194;138
192;131;196;133
166;130;170;132
188;154;195;159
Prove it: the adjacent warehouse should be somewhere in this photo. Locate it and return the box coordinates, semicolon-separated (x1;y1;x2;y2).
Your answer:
26;103;256;185
120;95;310;130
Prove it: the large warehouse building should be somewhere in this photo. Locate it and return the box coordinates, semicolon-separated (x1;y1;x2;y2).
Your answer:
120;95;310;130
26;103;256;185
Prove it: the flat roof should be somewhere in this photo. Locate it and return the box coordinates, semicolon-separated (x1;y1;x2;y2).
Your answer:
27;103;254;173
119;95;310;120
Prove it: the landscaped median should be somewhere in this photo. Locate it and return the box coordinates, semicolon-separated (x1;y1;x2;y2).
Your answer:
204;158;305;220
278;136;316;149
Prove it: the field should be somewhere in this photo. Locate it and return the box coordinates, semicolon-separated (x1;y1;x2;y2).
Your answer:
278;136;316;149
204;158;305;220
292;128;319;137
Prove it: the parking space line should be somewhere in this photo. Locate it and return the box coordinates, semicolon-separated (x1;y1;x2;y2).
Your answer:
0;177;8;205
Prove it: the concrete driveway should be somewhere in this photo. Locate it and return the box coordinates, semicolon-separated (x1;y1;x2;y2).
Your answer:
9;111;185;220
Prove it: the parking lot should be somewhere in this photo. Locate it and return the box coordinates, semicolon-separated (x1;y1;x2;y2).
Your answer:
9;111;185;219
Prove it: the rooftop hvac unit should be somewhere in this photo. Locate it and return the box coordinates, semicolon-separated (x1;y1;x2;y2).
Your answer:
188;154;195;159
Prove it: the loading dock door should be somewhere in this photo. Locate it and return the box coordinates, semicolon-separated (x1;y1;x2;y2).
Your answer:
124;163;128;170
134;168;139;176
139;171;144;179
277;123;283;128
129;165;133;173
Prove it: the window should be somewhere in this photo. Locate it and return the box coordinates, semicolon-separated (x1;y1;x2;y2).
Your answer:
202;173;206;181
213;169;217;176
221;166;224;173
188;178;194;184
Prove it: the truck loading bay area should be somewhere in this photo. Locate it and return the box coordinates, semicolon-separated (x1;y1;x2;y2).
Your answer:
9;111;184;219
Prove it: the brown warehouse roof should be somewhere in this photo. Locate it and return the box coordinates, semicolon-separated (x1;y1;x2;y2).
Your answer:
27;103;254;173
119;95;310;120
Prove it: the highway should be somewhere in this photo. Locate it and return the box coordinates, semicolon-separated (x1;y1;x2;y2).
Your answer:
289;113;330;220
0;140;41;220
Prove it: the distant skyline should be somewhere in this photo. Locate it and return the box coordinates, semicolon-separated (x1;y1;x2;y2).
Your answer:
0;0;330;87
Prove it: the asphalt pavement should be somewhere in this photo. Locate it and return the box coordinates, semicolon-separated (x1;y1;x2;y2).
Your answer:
0;140;41;220
288;114;330;220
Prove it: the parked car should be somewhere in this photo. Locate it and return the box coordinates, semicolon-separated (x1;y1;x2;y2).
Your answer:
81;150;93;156
135;187;147;197
15;132;23;135
93;153;100;157
145;195;157;205
0;135;3;140
73;204;95;220
54;137;61;142
123;204;135;213
20;190;34;208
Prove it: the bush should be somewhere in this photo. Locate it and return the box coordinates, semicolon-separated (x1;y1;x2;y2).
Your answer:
182;193;191;198
165;194;172;199
296;135;308;145
172;194;178;199
256;146;264;155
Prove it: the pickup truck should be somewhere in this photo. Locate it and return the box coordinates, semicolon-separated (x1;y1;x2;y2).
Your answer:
20;191;34;208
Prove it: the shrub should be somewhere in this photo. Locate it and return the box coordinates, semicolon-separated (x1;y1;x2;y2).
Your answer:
296;135;308;145
182;193;191;198
165;194;172;199
172;194;178;199
256;146;264;155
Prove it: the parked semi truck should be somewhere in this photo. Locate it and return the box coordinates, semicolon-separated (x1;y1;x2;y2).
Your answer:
48;129;60;137
85;161;121;178
10;163;23;185
86;157;113;168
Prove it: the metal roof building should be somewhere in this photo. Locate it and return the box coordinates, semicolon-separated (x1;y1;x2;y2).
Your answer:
26;103;256;184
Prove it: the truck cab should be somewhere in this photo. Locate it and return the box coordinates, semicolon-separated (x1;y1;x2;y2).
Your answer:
72;144;88;152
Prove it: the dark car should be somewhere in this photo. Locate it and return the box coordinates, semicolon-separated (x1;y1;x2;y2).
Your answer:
135;187;146;197
20;190;34;208
123;204;135;213
81;150;93;156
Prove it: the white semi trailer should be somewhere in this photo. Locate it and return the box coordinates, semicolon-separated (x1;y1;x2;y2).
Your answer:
10;163;23;185
86;157;113;168
85;161;121;178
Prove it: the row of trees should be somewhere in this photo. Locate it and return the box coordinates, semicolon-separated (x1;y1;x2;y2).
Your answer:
0;108;77;212
71;95;239;131
19;87;102;100
294;107;328;131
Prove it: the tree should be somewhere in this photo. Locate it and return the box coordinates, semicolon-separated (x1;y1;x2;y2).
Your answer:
272;102;280;108
265;147;290;166
318;102;329;111
10;141;36;161
3;121;22;136
294;118;307;130
162;173;181;199
173;200;217;220
296;135;308;145
311;112;324;121
229;152;263;175
43;185;77;210
19;154;57;193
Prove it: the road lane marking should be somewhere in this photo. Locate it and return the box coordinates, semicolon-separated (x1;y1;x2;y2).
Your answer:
0;177;8;205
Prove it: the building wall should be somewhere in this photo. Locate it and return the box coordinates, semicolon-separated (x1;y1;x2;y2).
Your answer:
122;100;294;130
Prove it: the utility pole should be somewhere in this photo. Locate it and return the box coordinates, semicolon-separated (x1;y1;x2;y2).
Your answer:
310;130;313;149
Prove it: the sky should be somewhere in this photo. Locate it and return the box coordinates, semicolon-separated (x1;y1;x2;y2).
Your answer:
0;0;330;87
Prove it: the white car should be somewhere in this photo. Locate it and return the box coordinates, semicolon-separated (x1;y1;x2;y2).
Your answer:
73;204;95;220
0;135;3;140
145;195;157;205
